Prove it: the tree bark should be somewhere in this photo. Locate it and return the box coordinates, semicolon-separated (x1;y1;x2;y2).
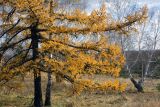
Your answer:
31;24;43;107
34;71;43;107
130;77;143;92
45;71;52;106
126;66;144;92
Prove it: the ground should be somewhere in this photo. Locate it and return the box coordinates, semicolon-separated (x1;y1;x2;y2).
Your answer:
0;74;160;107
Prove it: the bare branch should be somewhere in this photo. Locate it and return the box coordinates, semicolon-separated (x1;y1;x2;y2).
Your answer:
0;36;31;51
0;19;21;39
3;48;32;66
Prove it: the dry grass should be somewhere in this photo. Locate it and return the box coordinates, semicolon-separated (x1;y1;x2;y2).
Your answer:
0;74;160;107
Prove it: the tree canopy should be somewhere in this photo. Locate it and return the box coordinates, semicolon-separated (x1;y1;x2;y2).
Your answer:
0;0;147;106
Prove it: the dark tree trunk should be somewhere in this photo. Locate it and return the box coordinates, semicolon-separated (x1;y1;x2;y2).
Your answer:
130;77;143;92
34;71;43;107
31;24;43;107
45;71;52;106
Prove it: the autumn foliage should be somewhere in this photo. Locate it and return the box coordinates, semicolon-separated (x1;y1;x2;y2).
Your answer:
0;0;147;106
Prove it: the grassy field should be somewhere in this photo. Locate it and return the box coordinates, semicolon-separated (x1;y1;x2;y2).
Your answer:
0;74;160;107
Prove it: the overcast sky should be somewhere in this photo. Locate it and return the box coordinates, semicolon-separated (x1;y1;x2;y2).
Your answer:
138;0;160;8
87;0;160;11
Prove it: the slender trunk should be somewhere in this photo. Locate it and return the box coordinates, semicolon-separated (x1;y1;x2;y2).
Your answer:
45;71;52;106
45;20;53;105
142;62;144;82
31;24;43;107
144;52;154;78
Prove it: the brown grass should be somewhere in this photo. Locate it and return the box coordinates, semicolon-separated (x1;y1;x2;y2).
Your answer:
0;74;160;107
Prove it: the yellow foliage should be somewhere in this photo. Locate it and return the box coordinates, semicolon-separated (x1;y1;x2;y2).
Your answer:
0;0;147;94
73;79;127;94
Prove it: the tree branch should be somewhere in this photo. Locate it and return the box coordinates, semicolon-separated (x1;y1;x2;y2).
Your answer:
0;19;21;39
6;27;30;44
0;36;31;52
3;48;32;66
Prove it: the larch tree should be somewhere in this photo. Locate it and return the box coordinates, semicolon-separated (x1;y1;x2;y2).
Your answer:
0;0;147;107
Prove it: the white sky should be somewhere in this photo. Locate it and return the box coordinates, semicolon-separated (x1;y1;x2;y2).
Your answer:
87;0;160;11
138;0;160;8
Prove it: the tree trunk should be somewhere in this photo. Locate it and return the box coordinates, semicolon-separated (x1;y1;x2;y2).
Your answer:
126;66;144;92
45;71;52;106
31;24;43;107
130;77;143;92
34;71;43;107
